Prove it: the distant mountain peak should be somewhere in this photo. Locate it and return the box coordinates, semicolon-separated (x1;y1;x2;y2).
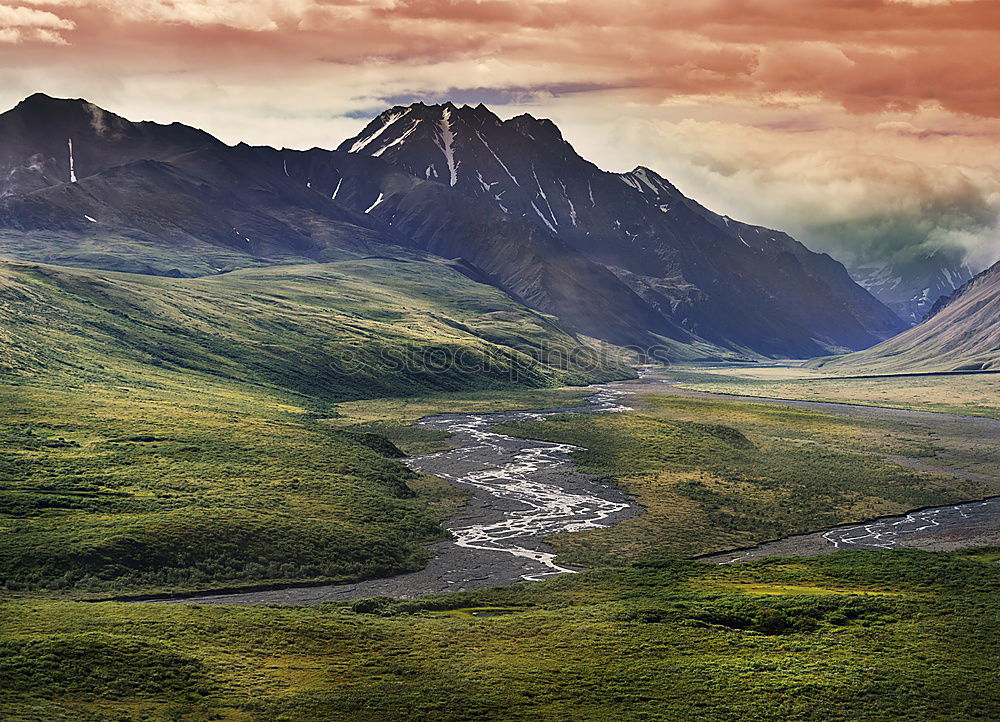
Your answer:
15;92;79;108
925;257;1000;321
507;113;564;140
12;92;112;119
813;256;1000;374
0;95;216;197
850;249;977;324
3;93;143;148
630;165;661;179
375;100;495;120
621;166;681;197
340;101;576;163
7;93;107;131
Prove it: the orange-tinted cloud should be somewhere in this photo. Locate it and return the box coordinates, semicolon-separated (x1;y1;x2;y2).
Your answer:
3;0;998;116
1;0;998;271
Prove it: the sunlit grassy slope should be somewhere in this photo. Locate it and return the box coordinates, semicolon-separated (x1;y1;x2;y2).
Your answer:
0;256;629;595
0;377;470;595
0;255;632;399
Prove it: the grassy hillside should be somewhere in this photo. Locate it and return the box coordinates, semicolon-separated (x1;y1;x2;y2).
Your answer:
2;550;997;720
0;374;474;594
0;255;631;399
0;256;629;595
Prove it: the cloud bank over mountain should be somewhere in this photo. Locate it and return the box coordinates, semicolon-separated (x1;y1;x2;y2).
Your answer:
1;0;998;274
590;111;1000;273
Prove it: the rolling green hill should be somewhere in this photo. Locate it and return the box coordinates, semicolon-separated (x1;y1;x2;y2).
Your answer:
0;255;629;594
0;254;631;398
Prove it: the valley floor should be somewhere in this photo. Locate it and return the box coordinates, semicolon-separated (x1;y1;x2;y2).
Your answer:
667;364;1000;419
3;367;999;720
149;374;1000;605
498;375;1000;567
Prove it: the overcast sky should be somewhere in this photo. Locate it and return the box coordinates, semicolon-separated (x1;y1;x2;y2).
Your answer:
2;0;998;271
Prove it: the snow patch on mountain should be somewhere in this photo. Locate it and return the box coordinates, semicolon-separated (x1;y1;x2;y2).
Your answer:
532;165;558;228
349;108;411;154
530;201;558;234
632;167;660;194
373;118;420;157
364;192;385;214
67;138;77;183
435;107;458;187
475;130;520;188
476;170;498;193
619;174;641;191
558;179;577;226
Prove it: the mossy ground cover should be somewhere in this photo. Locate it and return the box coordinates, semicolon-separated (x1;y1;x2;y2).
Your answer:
0;376;609;597
496;393;998;564
2;550;997;721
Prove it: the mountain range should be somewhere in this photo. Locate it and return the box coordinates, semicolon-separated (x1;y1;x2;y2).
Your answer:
850;250;977;325
0;93;908;359
810;259;1000;374
340;102;905;356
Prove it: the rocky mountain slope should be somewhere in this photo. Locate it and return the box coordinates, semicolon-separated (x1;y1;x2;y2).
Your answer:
850;250;977;325
0;95;692;349
0;94;906;357
341;102;906;356
811;259;1000;374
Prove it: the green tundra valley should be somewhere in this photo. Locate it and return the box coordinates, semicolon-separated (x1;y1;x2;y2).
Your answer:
1;68;999;721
